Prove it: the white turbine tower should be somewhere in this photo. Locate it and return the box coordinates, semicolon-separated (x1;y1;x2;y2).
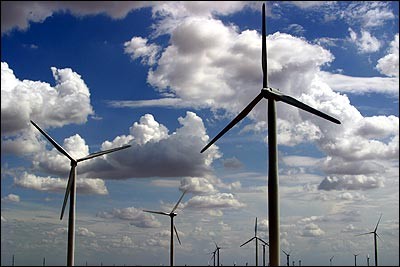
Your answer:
356;214;383;266
240;217;269;267
143;190;187;266
31;120;131;266
200;3;341;266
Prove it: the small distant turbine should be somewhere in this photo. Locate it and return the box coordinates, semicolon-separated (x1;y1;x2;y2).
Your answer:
199;4;341;266
356;214;383;267
366;254;370;266
262;243;268;266
31;120;131;266
353;253;359;266
213;241;225;266
330;256;334;266
282;249;291;267
240;217;269;266
207;249;217;266
298;259;301;266
143;190;187;266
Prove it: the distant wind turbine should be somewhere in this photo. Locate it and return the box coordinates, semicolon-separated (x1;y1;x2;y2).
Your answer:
213;241;225;266
299;259;301;266
282;249;291;267
366;254;370;266
143;190;187;266
240;217;269;267
199;4;340;266
356;214;383;266
261;243;268;266
330;256;334;266
208;249;217;266
353;253;359;266
30;120;130;266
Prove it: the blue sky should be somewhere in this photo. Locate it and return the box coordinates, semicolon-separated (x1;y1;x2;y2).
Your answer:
1;1;399;266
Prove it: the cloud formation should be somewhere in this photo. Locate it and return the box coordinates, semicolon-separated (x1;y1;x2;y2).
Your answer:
14;172;108;195
1;62;94;136
97;206;162;228
376;34;399;77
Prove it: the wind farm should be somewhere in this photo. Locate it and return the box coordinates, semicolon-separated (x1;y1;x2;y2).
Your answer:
1;1;399;266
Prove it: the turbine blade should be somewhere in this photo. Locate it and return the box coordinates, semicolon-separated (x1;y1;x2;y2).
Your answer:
240;237;255;247
374;213;382;232
282;249;288;256
77;145;131;162
31;120;75;162
171;190;187;213
255;217;258;236
60;166;75;220
376;233;383;242
262;3;267;88
257;237;269;246
142;210;169;216
174;225;182;245
201;92;264;153
276;94;341;124
355;232;374;236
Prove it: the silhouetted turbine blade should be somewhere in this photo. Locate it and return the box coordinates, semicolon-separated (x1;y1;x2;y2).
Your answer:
60;165;75;220
374;213;383;232
276;94;341;124
258;237;269;246
282;249;288;256
142;210;169;216
255;217;258;236
262;3;267;88
174;225;181;245
77;145;131;162
171;190;187;213
201;92;264;153
355;232;374;236
240;237;256;247
31;120;75;162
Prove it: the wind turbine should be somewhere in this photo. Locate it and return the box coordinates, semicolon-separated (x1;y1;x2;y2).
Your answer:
208;249;217;266
282;249;291;267
240;217;269;266
353;253;359;266
330;256;334;266
261;243;268;266
199;4;341;266
143;190;187;266
356;214;383;267
30;120;131;266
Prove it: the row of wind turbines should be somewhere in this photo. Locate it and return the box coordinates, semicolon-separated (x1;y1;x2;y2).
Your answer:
28;2;385;267
204;215;382;267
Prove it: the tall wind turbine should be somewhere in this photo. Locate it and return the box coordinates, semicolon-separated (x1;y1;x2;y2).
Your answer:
356;214;383;266
353;253;359;266
200;3;341;266
30;120;130;266
330;256;334;266
143;190;187;266
240;217;269;266
282;249;291;267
